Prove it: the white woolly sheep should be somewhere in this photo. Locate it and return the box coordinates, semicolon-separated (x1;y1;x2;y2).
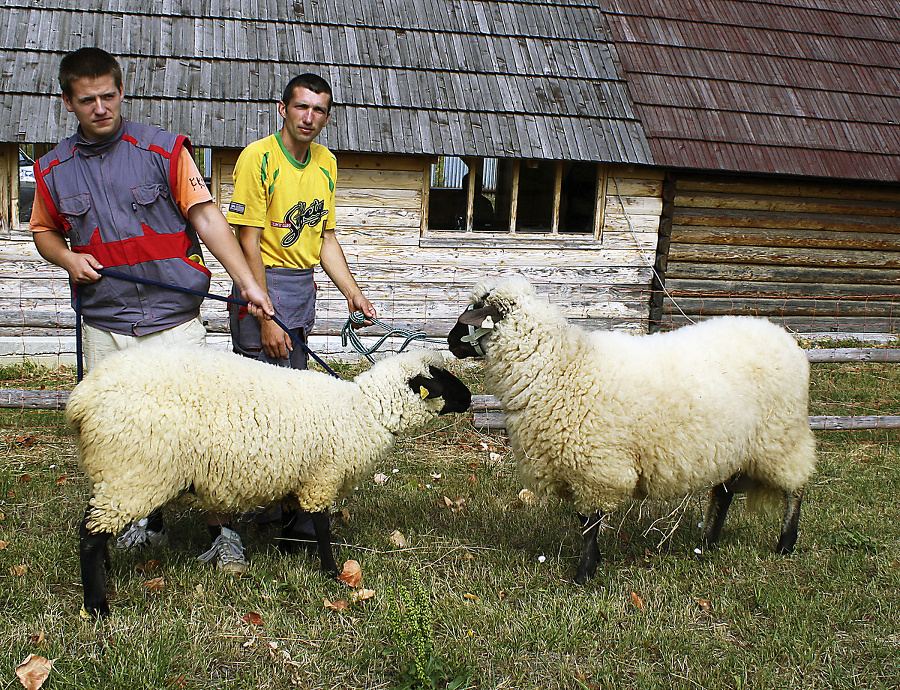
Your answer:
448;276;816;584
67;346;471;617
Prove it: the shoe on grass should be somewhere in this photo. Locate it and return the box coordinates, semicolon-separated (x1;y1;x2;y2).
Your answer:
197;526;248;574
116;517;169;550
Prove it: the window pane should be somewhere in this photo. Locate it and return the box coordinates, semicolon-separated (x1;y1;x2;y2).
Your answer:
560;162;597;234
515;161;555;233
429;156;467;230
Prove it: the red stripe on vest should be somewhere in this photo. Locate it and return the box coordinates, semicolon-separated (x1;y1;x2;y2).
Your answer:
72;224;192;268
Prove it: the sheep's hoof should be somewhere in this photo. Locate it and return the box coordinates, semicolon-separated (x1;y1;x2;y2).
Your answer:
81;602;110;619
573;567;595;585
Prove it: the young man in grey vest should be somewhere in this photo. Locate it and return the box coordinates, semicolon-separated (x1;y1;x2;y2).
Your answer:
30;47;274;573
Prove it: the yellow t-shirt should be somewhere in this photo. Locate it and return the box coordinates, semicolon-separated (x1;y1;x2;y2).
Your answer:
226;133;336;269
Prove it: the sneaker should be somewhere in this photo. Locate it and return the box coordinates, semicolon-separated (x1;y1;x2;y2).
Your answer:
116;517;169;550
197;526;248;574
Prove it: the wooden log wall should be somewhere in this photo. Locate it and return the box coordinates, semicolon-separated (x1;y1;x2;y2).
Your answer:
654;174;900;335
211;152;661;338
0;152;661;362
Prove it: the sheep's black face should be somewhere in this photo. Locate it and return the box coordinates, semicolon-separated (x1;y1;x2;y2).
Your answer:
409;365;472;414
447;305;503;359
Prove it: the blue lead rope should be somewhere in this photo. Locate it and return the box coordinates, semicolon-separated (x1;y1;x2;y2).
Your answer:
74;268;343;381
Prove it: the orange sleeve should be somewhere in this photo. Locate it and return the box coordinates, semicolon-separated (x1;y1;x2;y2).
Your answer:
174;147;214;216
29;190;65;235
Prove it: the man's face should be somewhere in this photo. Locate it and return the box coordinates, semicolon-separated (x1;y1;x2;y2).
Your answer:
62;74;124;142
278;86;331;149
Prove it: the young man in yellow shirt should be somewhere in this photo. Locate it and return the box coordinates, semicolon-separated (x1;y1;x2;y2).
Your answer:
227;73;375;368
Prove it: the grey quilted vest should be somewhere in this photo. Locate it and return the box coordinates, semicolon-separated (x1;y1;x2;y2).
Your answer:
35;120;211;335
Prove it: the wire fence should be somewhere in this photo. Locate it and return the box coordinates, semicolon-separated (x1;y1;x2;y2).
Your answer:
1;269;897;452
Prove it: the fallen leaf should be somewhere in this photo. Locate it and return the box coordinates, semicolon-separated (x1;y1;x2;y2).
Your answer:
165;676;187;688
389;530;408;548
350;588;376;603
19;474;31;483
10;565;27;576
442;496;466;513
15;654;53;690
429;472;442;480
136;560;162;574
0;540;8;550
324;598;349;611
340;508;351;522
55;476;68;485
142;576;165;592
518;488;536;505
889;558;899;569
28;630;45;646
630;591;646;610
373;473;389;485
488;452;502;464
463;592;479;602
243;612;263;626
467;473;477;484
338;560;363;588
696;598;712;611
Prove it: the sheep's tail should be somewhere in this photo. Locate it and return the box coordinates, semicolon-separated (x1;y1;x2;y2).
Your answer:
745;484;785;517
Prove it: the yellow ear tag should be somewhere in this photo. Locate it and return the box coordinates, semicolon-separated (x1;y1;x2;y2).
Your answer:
419;385;429;399
481;315;495;329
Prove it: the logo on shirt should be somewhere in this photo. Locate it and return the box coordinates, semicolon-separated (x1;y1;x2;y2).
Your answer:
280;199;328;247
229;201;246;215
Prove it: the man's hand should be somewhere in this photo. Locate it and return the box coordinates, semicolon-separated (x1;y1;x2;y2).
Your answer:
348;293;376;327
240;283;274;319
64;252;104;284
259;316;292;360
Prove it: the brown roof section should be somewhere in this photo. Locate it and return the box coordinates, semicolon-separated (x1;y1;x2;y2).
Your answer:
603;0;900;182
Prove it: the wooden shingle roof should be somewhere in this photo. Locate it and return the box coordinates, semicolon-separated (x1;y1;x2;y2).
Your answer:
0;0;652;164
602;0;900;181
1;0;898;181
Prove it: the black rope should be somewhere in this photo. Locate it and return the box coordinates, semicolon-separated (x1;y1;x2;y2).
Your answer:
74;268;342;380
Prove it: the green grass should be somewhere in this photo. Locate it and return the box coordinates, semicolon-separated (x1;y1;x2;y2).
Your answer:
0;359;899;689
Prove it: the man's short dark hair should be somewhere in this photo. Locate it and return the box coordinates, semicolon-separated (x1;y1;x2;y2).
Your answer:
59;47;123;97
281;73;333;112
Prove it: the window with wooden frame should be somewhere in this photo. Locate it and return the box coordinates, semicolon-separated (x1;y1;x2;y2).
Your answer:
425;156;607;241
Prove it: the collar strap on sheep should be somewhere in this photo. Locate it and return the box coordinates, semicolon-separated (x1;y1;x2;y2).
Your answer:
459;308;496;357
74;269;343;381
341;311;446;364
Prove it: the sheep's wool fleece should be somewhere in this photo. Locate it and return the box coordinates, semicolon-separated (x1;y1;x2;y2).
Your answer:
67;346;449;534
471;276;816;514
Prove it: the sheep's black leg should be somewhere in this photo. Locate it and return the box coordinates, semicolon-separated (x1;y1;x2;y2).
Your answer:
574;512;603;585
279;508;317;555
79;511;112;618
310;509;339;577
701;482;736;548
775;488;804;554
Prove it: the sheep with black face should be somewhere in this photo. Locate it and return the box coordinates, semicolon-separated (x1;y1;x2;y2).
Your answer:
449;275;815;584
67;346;471;616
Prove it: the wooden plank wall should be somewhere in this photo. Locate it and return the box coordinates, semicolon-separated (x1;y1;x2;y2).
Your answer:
0;152;660;363
212;152;660;338
656;174;900;335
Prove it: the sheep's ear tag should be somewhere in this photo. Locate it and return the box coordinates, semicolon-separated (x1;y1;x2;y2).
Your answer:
480;315;495;329
419;385;430;399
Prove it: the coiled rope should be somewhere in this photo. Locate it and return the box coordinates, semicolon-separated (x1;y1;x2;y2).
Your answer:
341;311;445;363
